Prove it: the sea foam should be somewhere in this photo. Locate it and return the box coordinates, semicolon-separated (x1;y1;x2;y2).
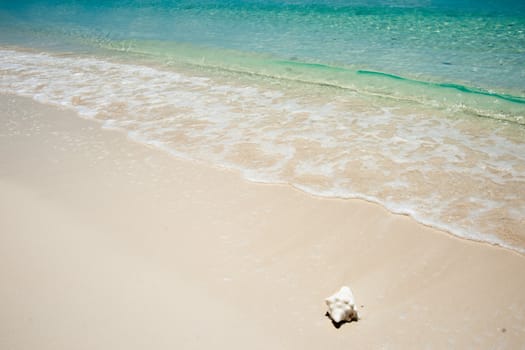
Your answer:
1;48;524;253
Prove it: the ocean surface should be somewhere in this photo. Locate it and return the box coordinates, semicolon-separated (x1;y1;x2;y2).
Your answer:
1;0;524;252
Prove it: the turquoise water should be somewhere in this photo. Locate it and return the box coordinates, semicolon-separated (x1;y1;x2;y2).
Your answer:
1;0;525;251
2;1;525;120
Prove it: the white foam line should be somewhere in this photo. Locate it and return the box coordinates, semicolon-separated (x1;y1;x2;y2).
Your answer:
2;47;525;254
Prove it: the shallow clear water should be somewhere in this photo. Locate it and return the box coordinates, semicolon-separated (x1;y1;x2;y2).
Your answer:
1;0;524;251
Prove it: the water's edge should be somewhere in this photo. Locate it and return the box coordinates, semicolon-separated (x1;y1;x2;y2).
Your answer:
2;46;524;254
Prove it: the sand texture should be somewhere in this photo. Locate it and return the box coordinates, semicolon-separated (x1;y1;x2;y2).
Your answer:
1;94;525;349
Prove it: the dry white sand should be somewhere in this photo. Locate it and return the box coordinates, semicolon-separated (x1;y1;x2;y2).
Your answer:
1;94;525;349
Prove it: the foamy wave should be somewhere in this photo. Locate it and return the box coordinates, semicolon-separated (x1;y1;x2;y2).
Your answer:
1;48;524;253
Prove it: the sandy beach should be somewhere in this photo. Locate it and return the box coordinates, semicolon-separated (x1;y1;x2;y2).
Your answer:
1;93;525;349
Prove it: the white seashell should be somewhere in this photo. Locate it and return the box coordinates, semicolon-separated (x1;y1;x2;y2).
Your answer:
325;286;359;323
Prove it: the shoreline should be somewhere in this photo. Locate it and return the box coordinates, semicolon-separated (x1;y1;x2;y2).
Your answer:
3;46;525;251
2;93;525;348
